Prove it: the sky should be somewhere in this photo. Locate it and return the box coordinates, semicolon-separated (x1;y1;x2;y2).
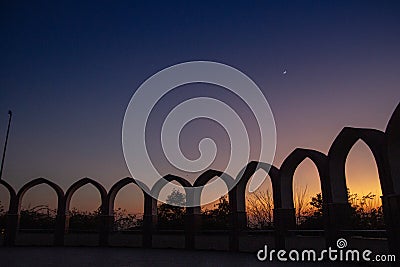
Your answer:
0;1;399;213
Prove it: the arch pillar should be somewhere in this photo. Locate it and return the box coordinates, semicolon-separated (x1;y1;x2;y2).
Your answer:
230;193;246;252
192;205;202;232
1;180;17;246
191;187;202;238
98;199;110;247
228;189;239;252
4;213;18;246
325;202;352;246
99;214;112;246
54;198;66;246
232;187;247;231
143;193;157;248
273;208;295;249
381;194;400;258
385;102;400;259
184;206;196;250
184;188;197;250
234;163;255;231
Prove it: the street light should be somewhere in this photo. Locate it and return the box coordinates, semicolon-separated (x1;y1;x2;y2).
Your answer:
0;110;12;181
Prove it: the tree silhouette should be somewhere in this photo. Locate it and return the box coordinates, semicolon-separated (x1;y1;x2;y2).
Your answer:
298;193;324;229
202;195;230;230
300;189;384;230
246;190;273;229
157;189;186;229
19;205;56;230
68;207;101;231
1;190;385;232
348;190;384;230
113;208;142;230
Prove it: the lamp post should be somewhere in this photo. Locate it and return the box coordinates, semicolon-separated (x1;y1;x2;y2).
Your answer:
0;110;12;181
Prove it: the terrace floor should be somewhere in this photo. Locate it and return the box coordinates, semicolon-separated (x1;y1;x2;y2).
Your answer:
0;247;355;267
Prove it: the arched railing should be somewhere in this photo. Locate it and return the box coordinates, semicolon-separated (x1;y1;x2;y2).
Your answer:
1;102;398;259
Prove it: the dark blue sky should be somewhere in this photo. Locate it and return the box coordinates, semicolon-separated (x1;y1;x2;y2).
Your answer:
0;1;399;210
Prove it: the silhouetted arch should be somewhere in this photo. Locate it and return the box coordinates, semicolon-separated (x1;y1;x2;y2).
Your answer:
1;179;18;246
13;178;66;246
328;127;393;203
233;161;282;249
193;169;235;207
150;175;194;249
234;161;281;212
194;169;235;187
150;174;192;203
107;177;149;215
193;169;239;251
17;178;65;213
280;148;330;209
386;103;400;194
383;102;400;260
0;179;17;213
65;178;107;213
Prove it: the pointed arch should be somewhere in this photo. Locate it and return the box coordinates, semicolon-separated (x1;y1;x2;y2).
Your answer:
0;179;17;213
107;177;149;216
150;174;192;203
280;148;330;209
193;169;235;207
65;177;107;213
150;175;193;249
386;102;400;194
64;178;108;246
233;161;284;249
1;179;19;246
234;161;281;211
17;178;65;213
16;178;66;246
106;177;152;247
194;169;235;187
384;102;400;259
328;127;393;203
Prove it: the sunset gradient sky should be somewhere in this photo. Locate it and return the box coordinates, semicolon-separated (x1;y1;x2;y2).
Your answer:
0;1;399;213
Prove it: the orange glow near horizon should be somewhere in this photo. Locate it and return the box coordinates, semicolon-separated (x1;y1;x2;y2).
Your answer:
0;140;383;213
345;141;382;197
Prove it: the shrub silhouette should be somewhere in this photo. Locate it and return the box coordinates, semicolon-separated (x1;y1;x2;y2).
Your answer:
1;188;385;232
